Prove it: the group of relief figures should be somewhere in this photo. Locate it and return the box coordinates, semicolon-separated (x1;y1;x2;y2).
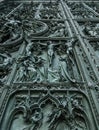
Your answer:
16;39;79;83
82;23;99;37
0;52;12;84
11;93;87;130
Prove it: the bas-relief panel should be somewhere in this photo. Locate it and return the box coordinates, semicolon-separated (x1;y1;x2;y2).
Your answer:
0;1;69;85
0;1;99;130
7;2;63;21
79;22;99;38
14;40;81;84
67;2;99;19
1;90;94;130
0;2;63;50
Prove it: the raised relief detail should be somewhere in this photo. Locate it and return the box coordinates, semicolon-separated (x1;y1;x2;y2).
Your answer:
0;1;99;130
15;39;81;83
8;91;89;130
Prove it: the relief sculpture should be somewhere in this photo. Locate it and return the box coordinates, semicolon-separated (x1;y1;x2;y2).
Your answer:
0;52;12;84
0;1;99;130
8;91;89;130
15;39;81;83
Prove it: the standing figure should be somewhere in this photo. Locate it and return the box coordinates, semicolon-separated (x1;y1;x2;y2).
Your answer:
47;41;55;67
26;40;34;56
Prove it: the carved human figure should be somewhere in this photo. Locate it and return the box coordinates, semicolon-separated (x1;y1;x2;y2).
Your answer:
47;41;55;67
26;41;34;56
19;62;37;82
23;110;43;130
0;16;21;44
83;22;97;37
59;39;78;83
48;23;65;37
34;11;41;20
59;56;76;83
17;55;45;82
0;52;12;84
37;41;62;68
17;65;27;81
47;41;64;68
0;53;12;69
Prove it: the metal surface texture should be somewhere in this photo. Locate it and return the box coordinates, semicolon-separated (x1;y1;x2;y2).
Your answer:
0;0;99;130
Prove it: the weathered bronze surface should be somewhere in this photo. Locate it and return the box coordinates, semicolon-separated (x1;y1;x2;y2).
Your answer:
0;0;99;130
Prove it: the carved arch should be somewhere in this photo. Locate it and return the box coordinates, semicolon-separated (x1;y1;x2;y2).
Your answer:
2;89;94;130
